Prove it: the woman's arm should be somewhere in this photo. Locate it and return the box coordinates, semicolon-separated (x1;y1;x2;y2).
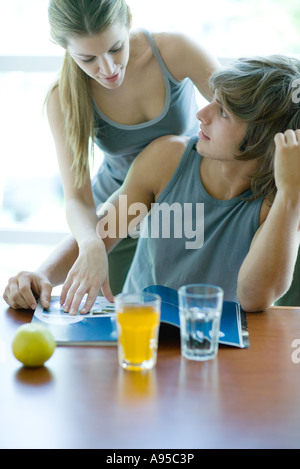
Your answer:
237;130;300;312
47;87;98;245
47;88;112;313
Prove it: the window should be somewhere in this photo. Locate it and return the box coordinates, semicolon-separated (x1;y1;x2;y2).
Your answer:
1;0;299;288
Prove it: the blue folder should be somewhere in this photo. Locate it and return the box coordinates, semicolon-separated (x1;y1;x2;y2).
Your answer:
32;285;249;348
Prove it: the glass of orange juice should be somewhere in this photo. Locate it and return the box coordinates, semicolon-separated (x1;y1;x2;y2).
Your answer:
115;292;161;371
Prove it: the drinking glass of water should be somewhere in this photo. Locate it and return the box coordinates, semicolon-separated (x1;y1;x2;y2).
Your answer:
178;284;224;361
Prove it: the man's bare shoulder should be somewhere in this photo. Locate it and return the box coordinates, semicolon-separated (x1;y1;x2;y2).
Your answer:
143;135;190;162
126;136;191;199
138;136;191;197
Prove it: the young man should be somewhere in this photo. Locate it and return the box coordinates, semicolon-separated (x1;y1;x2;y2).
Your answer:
4;56;300;314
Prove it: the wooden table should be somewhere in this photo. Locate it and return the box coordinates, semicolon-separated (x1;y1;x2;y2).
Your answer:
1;297;300;450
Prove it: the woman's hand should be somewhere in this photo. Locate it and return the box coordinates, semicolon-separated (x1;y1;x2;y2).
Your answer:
3;271;53;310
60;238;114;315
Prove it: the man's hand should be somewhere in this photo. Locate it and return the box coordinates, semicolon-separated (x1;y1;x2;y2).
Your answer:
274;129;300;231
274;130;300;197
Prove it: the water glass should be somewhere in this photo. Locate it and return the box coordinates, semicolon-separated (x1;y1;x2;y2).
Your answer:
178;284;224;361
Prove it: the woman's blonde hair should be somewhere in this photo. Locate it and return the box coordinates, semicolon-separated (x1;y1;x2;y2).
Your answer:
47;0;131;188
210;55;300;202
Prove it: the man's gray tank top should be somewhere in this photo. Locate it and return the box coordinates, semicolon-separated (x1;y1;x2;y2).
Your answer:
91;30;199;206
123;137;264;303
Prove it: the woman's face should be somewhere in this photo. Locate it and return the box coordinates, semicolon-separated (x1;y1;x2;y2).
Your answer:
67;22;130;89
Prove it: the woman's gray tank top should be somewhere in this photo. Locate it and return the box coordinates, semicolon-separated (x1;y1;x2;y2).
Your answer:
123;137;264;303
91;30;199;206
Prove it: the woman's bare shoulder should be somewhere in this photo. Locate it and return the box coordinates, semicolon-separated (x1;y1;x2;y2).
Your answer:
46;84;63;122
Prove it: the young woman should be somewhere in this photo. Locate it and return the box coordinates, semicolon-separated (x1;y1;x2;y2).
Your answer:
4;55;300;313
44;0;220;312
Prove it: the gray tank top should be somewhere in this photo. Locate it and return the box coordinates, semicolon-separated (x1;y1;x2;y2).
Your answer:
91;30;199;206
123;137;264;303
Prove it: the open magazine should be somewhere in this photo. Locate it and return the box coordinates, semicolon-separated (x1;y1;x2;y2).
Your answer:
32;285;249;348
